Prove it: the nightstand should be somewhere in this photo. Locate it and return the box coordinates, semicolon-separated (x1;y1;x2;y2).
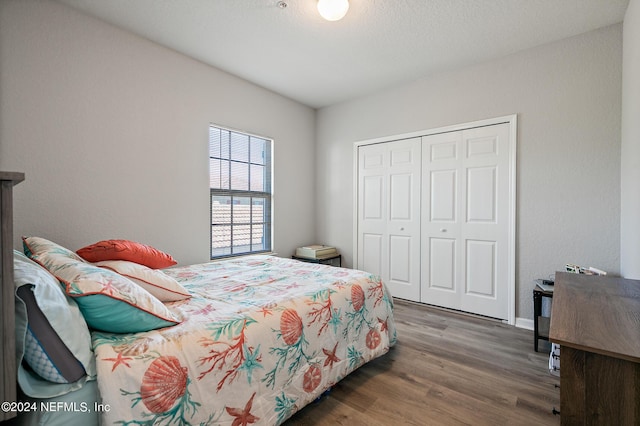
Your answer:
533;282;554;352
292;253;342;267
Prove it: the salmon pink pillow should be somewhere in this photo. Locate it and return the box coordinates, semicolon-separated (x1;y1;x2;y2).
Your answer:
76;239;177;269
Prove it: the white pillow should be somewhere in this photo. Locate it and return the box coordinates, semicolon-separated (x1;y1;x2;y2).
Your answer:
94;260;191;302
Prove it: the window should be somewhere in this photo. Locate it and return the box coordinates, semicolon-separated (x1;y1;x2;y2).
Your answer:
209;125;272;258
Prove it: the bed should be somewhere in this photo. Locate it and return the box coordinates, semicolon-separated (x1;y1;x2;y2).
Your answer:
8;233;396;425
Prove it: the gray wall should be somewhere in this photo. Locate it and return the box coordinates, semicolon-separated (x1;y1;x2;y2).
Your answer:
0;0;317;266
621;0;640;278
316;25;622;322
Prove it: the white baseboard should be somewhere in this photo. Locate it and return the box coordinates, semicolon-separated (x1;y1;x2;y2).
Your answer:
515;317;534;330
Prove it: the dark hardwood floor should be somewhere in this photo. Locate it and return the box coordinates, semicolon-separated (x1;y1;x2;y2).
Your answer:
286;299;560;425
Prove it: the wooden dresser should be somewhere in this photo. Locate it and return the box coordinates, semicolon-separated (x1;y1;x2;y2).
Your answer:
549;272;640;425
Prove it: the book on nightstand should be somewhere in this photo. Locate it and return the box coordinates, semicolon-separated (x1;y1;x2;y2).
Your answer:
295;245;338;259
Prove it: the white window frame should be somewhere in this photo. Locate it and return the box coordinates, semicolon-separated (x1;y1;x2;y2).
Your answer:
209;124;273;259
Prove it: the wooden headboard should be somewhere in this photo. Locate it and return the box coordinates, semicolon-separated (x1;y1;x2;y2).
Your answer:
1;171;24;421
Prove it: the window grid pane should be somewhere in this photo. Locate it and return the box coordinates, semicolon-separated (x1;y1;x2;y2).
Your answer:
250;164;265;192
230;133;249;162
209;127;221;159
230;161;249;191
209;125;272;259
220;130;230;159
250;137;266;165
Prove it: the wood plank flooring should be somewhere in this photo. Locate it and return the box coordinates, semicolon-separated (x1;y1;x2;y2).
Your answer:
286;299;560;425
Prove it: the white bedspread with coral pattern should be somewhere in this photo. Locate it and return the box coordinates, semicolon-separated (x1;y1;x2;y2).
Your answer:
92;255;396;425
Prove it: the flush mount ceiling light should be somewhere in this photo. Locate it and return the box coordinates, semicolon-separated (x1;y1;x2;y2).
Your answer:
317;0;349;21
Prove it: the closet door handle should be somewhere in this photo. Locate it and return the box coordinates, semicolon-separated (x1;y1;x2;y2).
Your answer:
440;228;447;232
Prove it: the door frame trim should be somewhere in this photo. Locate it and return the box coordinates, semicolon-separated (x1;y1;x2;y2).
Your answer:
353;114;517;325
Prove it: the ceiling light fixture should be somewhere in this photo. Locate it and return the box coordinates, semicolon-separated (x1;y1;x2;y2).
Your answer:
317;0;349;21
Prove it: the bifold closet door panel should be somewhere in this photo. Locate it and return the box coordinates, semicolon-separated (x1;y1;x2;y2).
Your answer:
357;138;421;302
420;131;464;310
459;124;511;319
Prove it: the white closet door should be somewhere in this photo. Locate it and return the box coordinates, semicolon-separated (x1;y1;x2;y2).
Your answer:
420;131;463;310
357;138;421;301
421;123;511;320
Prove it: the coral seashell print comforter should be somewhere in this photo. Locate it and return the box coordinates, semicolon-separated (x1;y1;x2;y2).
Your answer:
91;255;397;425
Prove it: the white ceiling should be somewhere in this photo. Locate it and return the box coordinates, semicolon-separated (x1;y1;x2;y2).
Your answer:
55;0;629;109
